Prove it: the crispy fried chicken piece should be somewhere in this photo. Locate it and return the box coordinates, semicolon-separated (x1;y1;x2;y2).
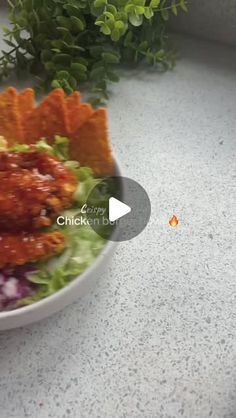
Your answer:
0;151;77;231
0;231;65;267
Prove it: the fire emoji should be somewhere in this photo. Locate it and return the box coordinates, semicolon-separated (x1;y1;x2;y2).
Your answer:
169;215;179;227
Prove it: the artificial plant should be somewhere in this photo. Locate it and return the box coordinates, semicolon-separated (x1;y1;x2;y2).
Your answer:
0;0;188;103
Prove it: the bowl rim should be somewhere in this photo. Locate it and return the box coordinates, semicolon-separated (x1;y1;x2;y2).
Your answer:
0;157;121;320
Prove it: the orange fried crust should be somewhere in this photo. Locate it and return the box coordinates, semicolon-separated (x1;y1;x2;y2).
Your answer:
0;87;24;145
66;91;81;135
0;151;77;231
0;87;114;177
18;88;35;120
0;231;65;267
70;108;114;176
23;89;69;143
69;103;93;136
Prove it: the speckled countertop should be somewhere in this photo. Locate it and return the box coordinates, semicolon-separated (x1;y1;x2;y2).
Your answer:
0;9;236;418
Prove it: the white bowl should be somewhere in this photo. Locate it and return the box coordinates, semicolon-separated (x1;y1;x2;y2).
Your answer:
0;161;121;331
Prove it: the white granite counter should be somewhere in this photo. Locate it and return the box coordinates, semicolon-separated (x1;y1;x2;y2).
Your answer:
0;8;236;418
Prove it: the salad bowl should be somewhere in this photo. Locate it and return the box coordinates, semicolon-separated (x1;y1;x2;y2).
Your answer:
0;87;120;330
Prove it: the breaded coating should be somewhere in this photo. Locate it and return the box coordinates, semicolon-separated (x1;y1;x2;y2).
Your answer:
0;151;77;231
0;88;114;177
0;87;24;145
69;108;114;176
23;89;69;143
0;231;65;267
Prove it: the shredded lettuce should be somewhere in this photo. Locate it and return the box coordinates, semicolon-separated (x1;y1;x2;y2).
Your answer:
9;136;69;161
47;135;69;161
21;224;106;306
9;143;30;152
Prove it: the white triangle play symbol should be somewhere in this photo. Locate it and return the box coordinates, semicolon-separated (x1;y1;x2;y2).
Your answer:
109;197;131;222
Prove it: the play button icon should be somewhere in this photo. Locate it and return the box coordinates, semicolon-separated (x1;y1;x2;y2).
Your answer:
85;176;151;242
109;197;131;222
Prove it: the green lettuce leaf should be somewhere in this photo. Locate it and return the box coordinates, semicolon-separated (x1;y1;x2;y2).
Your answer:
35;136;69;160
21;224;105;305
9;143;30;152
9;136;69;161
50;135;69;161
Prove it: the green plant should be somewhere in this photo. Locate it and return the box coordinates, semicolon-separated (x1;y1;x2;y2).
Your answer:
0;0;188;104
